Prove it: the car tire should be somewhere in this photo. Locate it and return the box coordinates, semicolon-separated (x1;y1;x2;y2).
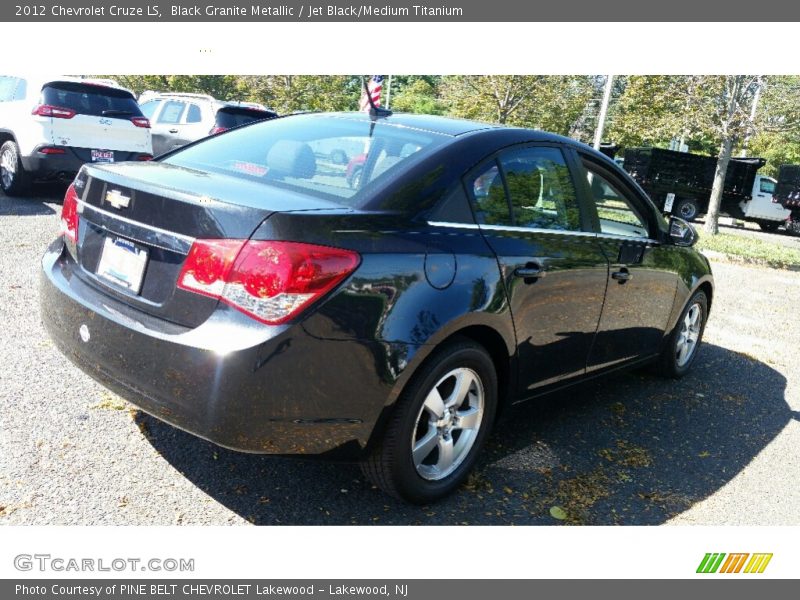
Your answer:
361;338;498;504
654;290;708;378
758;221;780;233
674;198;700;222
347;166;363;189
0;141;30;197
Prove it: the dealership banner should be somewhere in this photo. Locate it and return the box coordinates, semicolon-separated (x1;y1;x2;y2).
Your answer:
3;580;798;599
3;0;800;22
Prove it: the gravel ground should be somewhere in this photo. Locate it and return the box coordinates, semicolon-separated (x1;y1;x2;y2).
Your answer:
1;186;798;525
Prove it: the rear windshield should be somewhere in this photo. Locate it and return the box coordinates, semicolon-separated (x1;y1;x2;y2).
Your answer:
163;114;449;204
41;82;143;118
215;107;277;129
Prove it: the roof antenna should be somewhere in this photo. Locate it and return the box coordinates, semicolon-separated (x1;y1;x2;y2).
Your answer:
362;76;393;119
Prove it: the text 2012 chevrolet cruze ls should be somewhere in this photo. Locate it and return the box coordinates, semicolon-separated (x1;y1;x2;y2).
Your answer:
41;112;713;503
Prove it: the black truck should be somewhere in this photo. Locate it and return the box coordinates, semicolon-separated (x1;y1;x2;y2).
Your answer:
623;147;766;221
773;164;800;235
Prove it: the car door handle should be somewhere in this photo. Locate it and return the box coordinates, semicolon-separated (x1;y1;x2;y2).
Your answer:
611;268;632;283
514;264;545;281
168;128;179;133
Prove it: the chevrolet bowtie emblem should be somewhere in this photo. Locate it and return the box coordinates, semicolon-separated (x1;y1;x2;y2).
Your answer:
105;189;130;209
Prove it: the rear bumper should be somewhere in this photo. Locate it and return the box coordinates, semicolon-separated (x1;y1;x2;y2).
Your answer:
22;146;147;180
40;241;399;458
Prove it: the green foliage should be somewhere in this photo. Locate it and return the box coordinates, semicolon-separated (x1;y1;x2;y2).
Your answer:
439;75;596;135
390;79;445;115
697;232;800;270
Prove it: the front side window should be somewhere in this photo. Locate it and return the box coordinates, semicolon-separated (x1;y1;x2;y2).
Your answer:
760;178;776;194
583;161;649;238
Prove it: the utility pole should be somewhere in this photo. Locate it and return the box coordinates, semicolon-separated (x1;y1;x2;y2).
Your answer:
740;77;762;157
385;75;392;110
593;75;614;150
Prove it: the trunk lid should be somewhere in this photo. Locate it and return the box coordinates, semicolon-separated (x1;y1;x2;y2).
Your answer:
73;161;347;328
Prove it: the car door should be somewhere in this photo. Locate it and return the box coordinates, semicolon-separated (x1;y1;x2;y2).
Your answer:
576;154;679;370
468;144;610;394
150;99;186;155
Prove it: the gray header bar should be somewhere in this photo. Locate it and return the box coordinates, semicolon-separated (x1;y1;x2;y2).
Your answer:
2;0;800;22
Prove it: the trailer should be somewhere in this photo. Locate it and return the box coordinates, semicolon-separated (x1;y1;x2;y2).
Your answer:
622;147;773;224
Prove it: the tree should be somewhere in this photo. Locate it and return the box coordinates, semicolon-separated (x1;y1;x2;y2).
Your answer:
97;75;240;99
390;78;445;115
439;75;595;134
701;76;760;235
236;75;360;113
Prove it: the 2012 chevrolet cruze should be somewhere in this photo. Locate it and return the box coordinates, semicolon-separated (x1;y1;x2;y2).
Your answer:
41;112;713;503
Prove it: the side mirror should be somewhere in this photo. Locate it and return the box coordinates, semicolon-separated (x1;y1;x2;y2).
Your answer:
668;216;698;247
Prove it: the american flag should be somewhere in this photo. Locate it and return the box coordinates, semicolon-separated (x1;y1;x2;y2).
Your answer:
360;75;384;111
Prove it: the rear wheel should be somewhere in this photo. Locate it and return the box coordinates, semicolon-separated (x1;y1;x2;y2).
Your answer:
0;141;30;196
758;221;780;232
674;198;700;222
361;339;497;503
654;290;708;378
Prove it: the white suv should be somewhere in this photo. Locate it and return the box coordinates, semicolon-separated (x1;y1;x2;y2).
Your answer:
0;76;153;196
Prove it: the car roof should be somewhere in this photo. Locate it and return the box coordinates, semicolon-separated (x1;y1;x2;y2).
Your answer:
315;112;583;148
141;92;219;102
319;111;503;137
11;75;133;96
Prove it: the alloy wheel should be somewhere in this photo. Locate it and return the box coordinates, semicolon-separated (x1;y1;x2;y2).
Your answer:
676;302;702;367
0;148;15;189
411;367;484;481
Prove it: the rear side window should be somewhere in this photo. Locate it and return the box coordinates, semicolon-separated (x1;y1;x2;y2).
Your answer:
216;107;277;129
186;104;202;123
470;146;581;231
41;82;143;117
163;114;448;205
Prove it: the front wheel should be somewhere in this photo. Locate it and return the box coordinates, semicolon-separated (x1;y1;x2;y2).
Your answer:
654;290;708;378
361;339;497;503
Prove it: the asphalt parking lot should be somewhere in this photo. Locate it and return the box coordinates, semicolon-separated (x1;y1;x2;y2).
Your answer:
1;186;799;525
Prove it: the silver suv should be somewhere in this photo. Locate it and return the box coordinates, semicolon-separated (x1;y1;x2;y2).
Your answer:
138;92;276;156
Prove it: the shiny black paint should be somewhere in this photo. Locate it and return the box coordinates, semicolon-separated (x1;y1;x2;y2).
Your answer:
41;113;714;459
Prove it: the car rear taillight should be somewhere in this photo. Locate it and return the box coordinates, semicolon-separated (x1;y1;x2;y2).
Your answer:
136;153;154;161
38;147;66;155
60;184;79;243
32;104;76;119
177;240;360;325
131;117;151;128
209;126;227;135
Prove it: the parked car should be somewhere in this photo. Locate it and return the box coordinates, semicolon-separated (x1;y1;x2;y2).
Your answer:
40;112;713;503
138;92;275;154
210;103;277;135
0;76;153;196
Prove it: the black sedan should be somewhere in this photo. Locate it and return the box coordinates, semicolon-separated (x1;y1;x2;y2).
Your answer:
40;112;713;503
